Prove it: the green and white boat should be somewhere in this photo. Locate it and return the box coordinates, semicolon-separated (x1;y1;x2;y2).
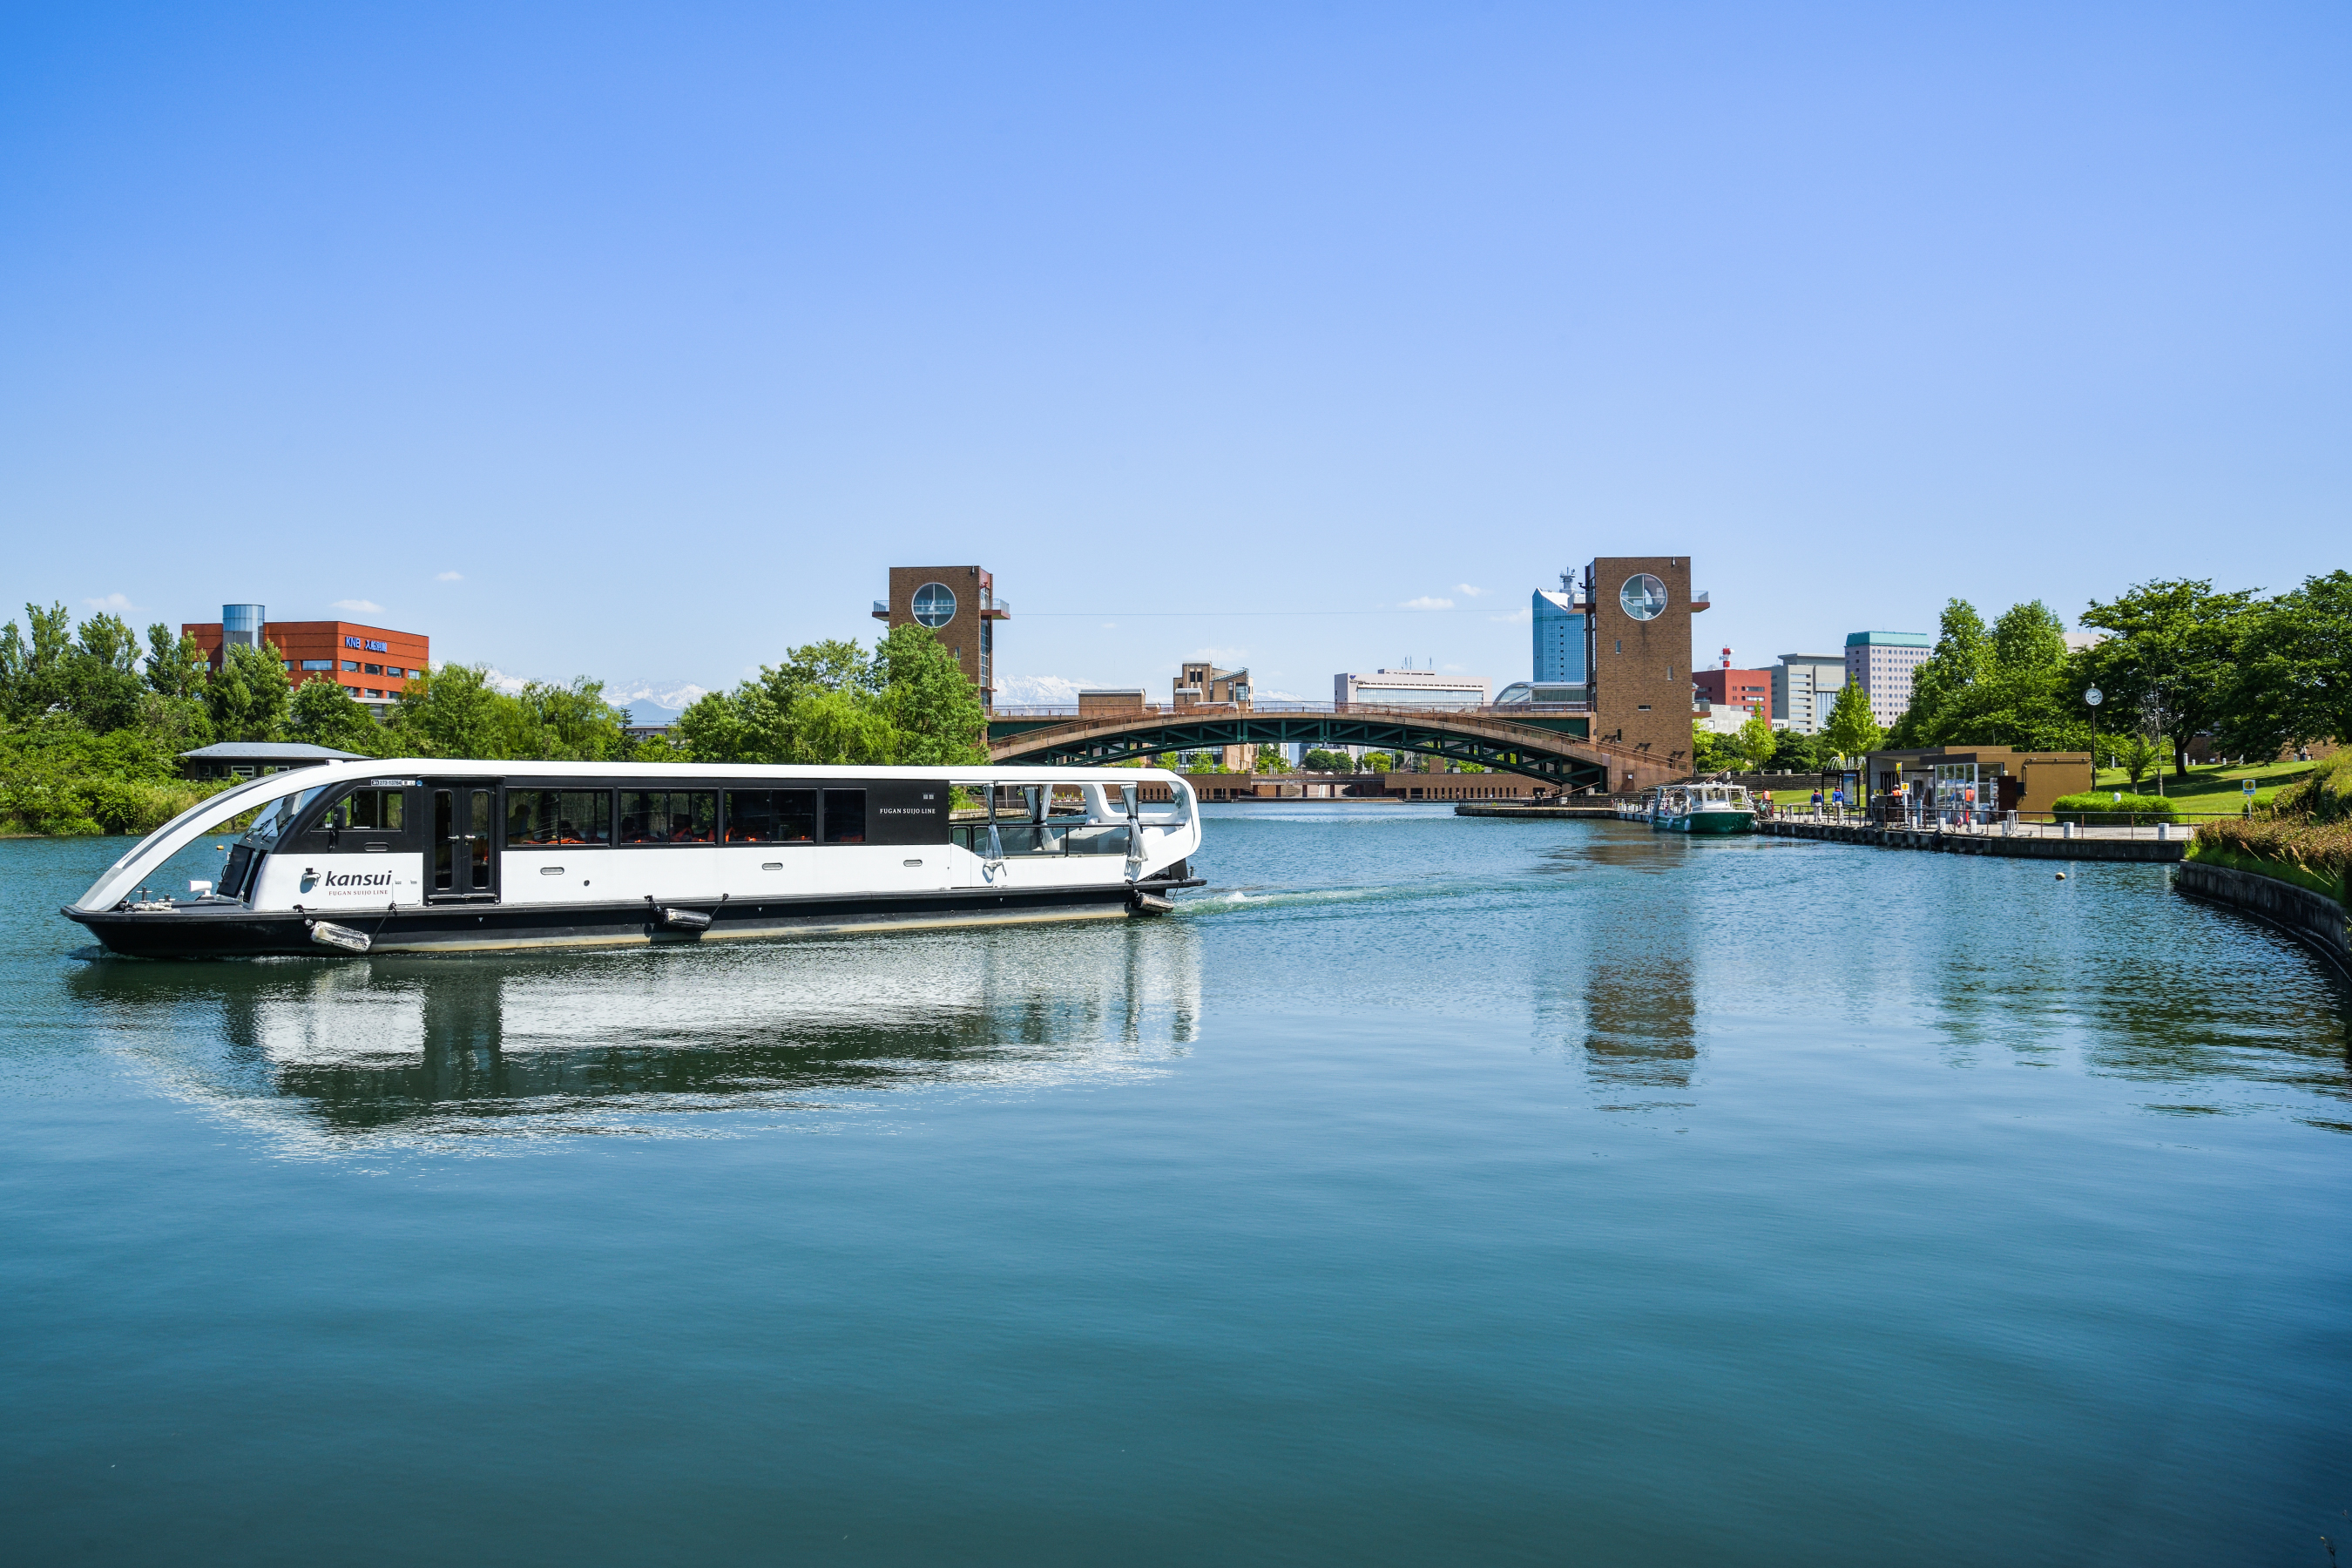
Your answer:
1646;781;1756;835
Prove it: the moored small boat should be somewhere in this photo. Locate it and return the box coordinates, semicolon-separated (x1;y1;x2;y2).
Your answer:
1646;781;1756;835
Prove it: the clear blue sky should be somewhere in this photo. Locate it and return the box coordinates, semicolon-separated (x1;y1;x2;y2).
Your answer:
3;3;2345;705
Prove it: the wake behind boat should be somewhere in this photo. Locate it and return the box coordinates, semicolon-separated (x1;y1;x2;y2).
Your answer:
64;760;1206;957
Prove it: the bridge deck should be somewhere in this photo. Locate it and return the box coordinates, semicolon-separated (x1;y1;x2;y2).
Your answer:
987;705;1687;792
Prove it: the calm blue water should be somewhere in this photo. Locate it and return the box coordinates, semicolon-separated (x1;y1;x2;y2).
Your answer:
3;807;2348;1565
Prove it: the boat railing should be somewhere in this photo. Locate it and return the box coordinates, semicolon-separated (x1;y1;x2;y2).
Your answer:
951;821;1135;858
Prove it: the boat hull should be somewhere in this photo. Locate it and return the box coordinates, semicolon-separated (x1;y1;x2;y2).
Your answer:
1653;810;1755;835
66;879;1205;959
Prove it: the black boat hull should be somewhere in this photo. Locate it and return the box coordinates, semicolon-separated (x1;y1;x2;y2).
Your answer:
66;879;1206;959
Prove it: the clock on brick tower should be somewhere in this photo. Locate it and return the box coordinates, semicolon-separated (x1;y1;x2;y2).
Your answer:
871;566;1009;708
1581;556;1707;781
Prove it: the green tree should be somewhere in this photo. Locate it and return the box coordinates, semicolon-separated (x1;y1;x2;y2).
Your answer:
1301;747;1355;773
2214;571;2352;758
1361;751;1395;773
288;678;387;755
144;623;207;699
2078;578;2261;772
1889;599;1990;747
1734;706;1776;770
681;627;984;767
2114;732;2162;794
1890;598;2085;752
1253;743;1285;773
388;664;511;758
872;624;987;767
59;612;145;734
1691;723;1727;774
1821;679;1883;760
0;601;75;721
520;677;629;760
206;640;291;742
1767;727;1821;772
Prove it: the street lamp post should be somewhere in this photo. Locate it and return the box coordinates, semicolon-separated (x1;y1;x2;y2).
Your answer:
2085;686;2103;788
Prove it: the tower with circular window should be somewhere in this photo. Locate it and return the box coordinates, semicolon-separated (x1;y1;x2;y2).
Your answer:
1619;573;1668;621
911;583;957;628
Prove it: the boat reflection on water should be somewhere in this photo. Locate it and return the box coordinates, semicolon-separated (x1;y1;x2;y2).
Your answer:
68;921;1203;1151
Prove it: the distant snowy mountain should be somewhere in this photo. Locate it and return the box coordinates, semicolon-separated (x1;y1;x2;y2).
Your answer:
605;679;709;718
994;674;1315;706
994;674;1107;706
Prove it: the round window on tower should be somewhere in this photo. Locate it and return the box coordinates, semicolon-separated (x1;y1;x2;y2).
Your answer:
911;583;957;627
1619;573;1668;621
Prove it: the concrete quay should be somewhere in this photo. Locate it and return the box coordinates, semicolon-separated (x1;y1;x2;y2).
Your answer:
1454;801;1623;820
1756;815;2186;862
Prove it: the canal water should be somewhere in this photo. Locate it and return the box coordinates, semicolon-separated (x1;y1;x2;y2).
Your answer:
3;807;2347;1565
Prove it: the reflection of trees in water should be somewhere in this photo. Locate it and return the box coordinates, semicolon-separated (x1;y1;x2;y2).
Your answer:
70;921;1202;1137
2069;948;2349;1103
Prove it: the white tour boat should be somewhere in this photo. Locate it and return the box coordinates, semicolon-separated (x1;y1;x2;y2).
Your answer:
64;760;1206;957
1644;781;1757;835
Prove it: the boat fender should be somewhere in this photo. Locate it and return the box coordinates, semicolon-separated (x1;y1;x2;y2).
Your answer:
307;919;372;953
1129;892;1176;916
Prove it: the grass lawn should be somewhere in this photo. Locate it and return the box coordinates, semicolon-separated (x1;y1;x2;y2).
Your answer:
2091;756;2317;815
1749;756;2322;814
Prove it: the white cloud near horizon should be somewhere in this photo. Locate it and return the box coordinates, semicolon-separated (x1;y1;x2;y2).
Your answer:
1398;596;1454;611
82;591;139;615
1454;584;1487;597
435;571;463;582
332;598;385;614
1489;606;1532;624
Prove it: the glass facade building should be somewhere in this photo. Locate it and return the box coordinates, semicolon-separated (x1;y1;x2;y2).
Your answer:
221;604;265;649
1532;589;1586;686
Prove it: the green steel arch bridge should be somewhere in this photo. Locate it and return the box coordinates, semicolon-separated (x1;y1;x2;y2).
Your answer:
986;705;1688;794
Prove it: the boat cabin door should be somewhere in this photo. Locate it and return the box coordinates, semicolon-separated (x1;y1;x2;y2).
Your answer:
429;782;500;902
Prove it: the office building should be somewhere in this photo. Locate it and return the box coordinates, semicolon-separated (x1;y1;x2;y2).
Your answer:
1771;653;1848;735
872;566;1008;708
1173;661;1252;770
181;605;429;713
1532;573;1588;694
1844;631;1932;727
1692;660;1769;716
1333;669;1490;706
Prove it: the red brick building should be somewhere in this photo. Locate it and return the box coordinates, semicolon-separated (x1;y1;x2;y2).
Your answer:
183;612;429;713
1692;666;1770;715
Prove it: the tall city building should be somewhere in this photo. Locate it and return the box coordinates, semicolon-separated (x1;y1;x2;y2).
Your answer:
1771;653;1848;735
872;566;1008;708
1844;632;1931;727
1532;573;1588;691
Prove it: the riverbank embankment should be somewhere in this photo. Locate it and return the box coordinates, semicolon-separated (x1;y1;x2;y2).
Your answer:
2173;860;2350;977
1756;816;2186;862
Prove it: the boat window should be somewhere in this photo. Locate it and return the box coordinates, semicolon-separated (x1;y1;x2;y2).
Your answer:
821;788;866;844
508;789;612;846
321;787;405;834
240;787;327;850
619;791;717;844
724;789;816;844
